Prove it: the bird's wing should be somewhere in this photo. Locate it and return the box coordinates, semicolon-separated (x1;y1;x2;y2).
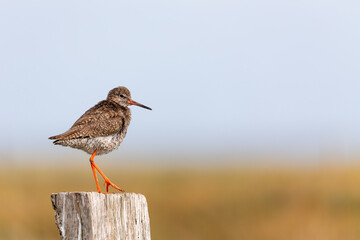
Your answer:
49;101;125;140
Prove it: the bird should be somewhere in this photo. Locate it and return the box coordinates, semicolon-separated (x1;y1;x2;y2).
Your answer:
49;86;152;193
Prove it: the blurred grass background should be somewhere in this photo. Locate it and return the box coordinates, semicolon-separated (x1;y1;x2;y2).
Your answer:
1;157;360;240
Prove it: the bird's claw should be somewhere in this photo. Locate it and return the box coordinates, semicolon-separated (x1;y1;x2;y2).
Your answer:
103;180;124;193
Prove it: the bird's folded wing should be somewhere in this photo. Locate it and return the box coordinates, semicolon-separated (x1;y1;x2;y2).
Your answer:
49;101;124;140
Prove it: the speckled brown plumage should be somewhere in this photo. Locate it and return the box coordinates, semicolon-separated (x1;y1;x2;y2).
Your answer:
49;86;151;193
49;86;151;155
52;101;128;140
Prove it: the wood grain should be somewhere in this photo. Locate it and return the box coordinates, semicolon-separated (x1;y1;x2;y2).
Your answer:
51;192;151;240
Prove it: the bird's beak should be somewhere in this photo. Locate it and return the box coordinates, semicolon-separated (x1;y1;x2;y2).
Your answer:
129;99;152;110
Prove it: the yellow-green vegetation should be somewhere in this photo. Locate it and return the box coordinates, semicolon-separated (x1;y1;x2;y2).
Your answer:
1;163;360;240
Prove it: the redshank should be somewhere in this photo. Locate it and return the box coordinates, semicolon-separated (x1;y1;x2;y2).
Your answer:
49;87;151;193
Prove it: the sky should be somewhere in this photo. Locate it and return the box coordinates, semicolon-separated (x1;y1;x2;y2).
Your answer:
1;0;360;160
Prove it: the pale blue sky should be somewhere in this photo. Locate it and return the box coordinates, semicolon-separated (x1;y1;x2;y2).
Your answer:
1;0;360;159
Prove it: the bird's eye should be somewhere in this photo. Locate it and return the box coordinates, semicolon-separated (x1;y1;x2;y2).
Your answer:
119;94;125;98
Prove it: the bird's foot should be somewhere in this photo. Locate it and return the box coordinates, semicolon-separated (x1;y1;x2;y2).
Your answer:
96;189;106;194
103;178;125;193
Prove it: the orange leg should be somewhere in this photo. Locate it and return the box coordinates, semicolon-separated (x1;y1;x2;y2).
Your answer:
89;149;124;193
89;150;103;193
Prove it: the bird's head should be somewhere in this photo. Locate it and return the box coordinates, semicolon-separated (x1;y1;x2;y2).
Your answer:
107;87;152;110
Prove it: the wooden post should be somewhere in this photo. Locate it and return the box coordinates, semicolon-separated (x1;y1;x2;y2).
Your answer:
51;192;151;240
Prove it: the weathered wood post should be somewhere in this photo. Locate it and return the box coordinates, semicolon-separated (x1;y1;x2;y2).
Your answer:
51;192;151;240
